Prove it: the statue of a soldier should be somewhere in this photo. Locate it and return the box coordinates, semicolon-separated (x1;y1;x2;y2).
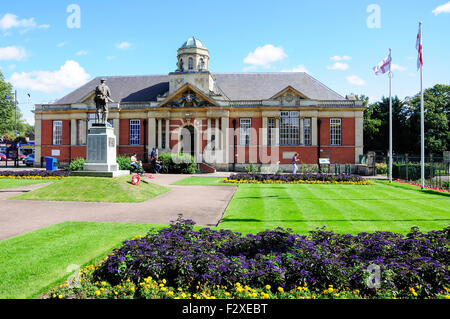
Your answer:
94;79;113;124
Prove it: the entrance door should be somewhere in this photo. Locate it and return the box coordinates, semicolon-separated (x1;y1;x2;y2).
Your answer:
180;125;195;156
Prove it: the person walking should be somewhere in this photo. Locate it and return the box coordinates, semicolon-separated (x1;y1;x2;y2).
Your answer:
292;152;299;174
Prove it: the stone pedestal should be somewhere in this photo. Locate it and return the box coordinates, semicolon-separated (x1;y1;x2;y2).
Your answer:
79;124;128;177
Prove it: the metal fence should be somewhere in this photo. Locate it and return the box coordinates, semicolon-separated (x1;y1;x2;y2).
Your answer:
376;154;450;190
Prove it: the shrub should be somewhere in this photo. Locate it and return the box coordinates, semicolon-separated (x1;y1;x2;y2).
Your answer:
69;158;86;171
117;155;132;171
90;217;449;299
158;153;196;174
376;163;388;175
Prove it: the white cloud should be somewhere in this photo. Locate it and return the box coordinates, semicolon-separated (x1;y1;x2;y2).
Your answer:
0;46;26;60
76;50;88;56
57;42;68;48
106;56;116;61
243;44;288;68
330;55;352;61
281;64;309;73
327;62;349;70
8;64;16;69
432;2;450;15
116;41;131;49
345;75;366;86
0;13;49;32
391;64;406;72
8;60;91;93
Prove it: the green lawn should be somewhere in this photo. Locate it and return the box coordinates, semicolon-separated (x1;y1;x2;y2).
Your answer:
177;177;450;235
0;178;50;189
0;221;166;299
172;176;234;186
11;175;170;202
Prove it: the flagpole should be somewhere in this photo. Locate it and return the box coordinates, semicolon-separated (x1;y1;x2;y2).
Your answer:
388;48;393;183
419;22;425;189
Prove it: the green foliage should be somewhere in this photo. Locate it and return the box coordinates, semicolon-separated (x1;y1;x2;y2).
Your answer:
363;84;450;155
158;152;196;174
69;158;86;171
376;163;388;175
243;163;259;173
0;70;31;138
117;155;132;170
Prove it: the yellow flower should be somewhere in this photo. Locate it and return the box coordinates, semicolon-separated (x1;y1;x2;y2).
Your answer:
277;287;284;293
95;290;101;296
265;285;271;290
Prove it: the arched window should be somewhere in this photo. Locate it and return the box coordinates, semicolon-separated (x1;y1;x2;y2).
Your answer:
188;57;193;70
199;58;205;70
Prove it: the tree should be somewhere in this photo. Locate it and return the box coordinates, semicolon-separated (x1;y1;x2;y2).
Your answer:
363;95;410;155
404;84;450;155
0;70;15;137
0;70;32;140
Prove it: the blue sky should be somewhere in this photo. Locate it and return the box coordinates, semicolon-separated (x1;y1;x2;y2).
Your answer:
1;0;449;125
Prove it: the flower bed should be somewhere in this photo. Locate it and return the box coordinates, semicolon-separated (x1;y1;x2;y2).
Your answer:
45;217;449;299
0;170;70;179
395;179;450;193
222;173;375;185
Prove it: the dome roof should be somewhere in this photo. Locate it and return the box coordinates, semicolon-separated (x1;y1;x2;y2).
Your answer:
180;36;205;49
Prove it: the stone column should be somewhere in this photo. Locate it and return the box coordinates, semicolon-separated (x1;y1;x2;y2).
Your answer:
275;118;280;146
354;111;364;163
70;119;77;145
262;117;268;146
207;118;212;149
215;118;220;150
221;116;229;164
165;119;170;150
148;117;156;151
34;115;42;167
113;118;120;142
157;118;162;150
311;117;318;146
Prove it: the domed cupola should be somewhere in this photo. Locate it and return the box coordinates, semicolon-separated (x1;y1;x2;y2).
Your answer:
176;36;210;72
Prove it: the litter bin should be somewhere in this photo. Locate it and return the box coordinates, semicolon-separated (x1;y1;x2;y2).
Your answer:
45;156;58;171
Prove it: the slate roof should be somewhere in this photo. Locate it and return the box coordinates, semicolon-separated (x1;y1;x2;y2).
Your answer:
53;72;345;105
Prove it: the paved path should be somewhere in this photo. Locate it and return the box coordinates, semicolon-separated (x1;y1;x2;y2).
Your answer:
0;174;236;241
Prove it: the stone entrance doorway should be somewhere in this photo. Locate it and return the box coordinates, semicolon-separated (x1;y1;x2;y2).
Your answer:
180;125;195;156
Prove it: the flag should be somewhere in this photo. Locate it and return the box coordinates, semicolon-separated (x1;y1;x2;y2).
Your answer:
416;25;423;70
27;93;32;104
373;52;392;76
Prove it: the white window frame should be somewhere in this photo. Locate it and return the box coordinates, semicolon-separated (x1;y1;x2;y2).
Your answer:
280;111;300;145
267;117;276;146
129;119;141;145
303;118;312;146
52;120;62;145
239;118;252;146
330;118;342;146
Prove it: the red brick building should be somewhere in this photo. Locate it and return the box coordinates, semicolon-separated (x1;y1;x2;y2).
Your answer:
34;37;364;171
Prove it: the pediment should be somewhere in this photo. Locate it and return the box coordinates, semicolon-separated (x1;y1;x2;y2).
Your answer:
80;90;96;104
270;86;309;105
159;83;219;107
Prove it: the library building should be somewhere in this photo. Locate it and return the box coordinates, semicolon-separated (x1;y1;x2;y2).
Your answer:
34;37;364;171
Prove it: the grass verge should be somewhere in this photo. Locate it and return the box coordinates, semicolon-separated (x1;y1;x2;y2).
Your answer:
0;221;166;299
0;178;50;190
10;175;170;202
